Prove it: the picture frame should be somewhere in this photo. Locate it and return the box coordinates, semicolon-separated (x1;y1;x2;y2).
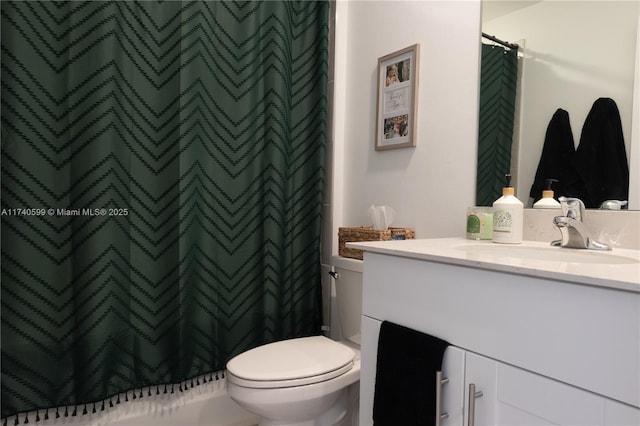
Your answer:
375;44;420;151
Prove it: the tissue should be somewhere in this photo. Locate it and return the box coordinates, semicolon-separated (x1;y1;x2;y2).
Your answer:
368;205;396;230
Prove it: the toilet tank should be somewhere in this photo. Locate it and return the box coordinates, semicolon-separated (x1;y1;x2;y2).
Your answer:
331;256;363;345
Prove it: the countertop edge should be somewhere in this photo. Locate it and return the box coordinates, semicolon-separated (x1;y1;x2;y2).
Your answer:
347;238;640;293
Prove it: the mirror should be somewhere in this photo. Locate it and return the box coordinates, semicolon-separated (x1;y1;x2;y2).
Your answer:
480;0;639;209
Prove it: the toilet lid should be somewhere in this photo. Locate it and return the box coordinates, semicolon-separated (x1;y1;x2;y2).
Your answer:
227;336;354;386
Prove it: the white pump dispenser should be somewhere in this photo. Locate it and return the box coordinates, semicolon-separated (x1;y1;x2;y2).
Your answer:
533;179;561;209
492;174;523;244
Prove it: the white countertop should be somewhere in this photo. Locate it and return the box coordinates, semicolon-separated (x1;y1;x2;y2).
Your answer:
347;238;640;293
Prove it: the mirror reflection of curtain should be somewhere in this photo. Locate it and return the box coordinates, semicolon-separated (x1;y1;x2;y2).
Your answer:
476;44;519;206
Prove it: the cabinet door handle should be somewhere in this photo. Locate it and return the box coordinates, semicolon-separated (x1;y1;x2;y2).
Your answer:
467;383;484;426
435;370;450;426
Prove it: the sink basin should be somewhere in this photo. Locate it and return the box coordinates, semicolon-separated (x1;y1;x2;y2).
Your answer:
455;244;639;265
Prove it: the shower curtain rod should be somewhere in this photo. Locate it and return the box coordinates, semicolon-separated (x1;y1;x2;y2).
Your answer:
482;32;519;50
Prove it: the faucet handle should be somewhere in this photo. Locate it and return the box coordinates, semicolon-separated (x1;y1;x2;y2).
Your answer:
558;197;585;221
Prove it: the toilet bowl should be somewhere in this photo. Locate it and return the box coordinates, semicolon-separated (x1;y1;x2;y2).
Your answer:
227;336;360;426
226;257;363;426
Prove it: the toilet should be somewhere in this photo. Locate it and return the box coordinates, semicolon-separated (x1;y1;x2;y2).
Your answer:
226;257;362;426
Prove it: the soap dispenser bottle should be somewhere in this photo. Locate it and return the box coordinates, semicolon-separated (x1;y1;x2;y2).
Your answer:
492;174;523;244
533;179;561;209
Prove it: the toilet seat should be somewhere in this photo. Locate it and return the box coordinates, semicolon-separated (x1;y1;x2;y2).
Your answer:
226;336;355;389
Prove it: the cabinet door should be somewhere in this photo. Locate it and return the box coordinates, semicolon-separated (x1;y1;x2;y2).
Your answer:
464;351;498;426
604;399;640;425
439;345;466;426
359;316;466;426
496;361;606;425
465;351;637;426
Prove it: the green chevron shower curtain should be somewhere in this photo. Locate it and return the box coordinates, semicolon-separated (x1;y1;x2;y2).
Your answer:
476;43;519;206
1;0;328;421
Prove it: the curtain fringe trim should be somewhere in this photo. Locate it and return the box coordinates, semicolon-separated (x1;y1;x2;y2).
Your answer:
1;370;227;426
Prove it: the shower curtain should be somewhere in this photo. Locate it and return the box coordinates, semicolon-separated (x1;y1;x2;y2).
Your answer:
476;43;519;206
1;0;328;422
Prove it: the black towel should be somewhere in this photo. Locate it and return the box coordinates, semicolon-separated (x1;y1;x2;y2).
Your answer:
529;108;576;201
568;97;629;208
372;321;450;426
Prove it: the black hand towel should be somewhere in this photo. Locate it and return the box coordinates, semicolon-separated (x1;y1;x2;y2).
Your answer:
570;97;629;208
529;108;576;201
373;321;450;426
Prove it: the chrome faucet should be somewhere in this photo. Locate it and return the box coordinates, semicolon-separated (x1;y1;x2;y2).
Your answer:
552;197;611;250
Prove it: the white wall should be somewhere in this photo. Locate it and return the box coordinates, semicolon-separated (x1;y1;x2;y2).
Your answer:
483;0;639;206
332;0;482;247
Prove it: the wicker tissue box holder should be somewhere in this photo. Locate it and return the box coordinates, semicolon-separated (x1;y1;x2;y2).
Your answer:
338;226;415;260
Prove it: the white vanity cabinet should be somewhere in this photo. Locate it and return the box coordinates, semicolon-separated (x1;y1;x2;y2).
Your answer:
355;240;640;426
